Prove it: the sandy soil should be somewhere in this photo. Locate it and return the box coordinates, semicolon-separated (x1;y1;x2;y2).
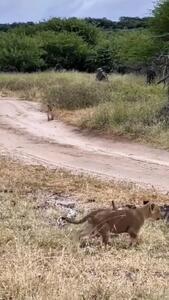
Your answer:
0;97;169;191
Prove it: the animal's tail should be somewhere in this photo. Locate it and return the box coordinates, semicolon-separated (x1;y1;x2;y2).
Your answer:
61;213;91;225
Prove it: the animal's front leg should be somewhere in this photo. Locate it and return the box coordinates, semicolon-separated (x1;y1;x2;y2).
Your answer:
128;231;139;247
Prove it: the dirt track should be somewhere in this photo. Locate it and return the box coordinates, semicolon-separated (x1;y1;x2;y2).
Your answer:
0;97;169;191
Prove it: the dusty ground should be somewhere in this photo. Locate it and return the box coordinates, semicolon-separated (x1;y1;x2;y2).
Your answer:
0;98;169;192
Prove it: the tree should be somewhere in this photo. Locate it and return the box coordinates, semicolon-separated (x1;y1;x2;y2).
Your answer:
112;31;160;68
0;16;162;73
84;50;97;72
118;17;150;29
42;18;99;45
40;31;89;71
151;0;169;34
0;32;44;72
95;41;114;72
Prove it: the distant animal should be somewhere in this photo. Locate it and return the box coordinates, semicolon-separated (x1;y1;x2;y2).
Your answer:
47;104;54;121
62;202;161;246
96;68;108;81
146;67;157;84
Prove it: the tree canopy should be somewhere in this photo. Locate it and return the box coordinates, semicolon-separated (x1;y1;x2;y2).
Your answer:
151;0;169;35
0;6;168;73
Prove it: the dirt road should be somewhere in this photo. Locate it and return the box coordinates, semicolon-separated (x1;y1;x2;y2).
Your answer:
0;98;169;191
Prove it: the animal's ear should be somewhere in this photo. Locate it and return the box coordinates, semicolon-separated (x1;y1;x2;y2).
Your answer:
151;203;155;211
143;200;149;205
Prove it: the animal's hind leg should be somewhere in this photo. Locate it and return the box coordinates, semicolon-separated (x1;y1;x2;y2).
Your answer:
99;224;110;245
77;224;96;247
78;223;95;240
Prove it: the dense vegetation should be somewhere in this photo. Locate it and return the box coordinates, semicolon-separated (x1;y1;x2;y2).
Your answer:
0;0;169;73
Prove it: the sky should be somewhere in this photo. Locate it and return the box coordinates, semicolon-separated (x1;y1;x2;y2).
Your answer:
0;0;155;24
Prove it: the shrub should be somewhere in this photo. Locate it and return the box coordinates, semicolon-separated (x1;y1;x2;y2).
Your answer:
42;78;112;110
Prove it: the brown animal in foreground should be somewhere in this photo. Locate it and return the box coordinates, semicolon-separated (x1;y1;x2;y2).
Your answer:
62;202;161;246
47;104;54;121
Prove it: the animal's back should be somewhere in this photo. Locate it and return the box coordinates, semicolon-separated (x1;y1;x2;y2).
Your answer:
102;209;144;234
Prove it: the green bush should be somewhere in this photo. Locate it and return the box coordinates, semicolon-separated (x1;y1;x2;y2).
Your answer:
43;79;112;110
40;31;89;71
112;31;160;67
0;32;44;72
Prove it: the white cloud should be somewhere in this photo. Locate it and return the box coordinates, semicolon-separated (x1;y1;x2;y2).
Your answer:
0;0;154;23
73;0;154;19
73;0;118;14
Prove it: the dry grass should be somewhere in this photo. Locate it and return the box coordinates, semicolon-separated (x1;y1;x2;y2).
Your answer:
0;71;169;149
0;71;94;102
0;156;169;299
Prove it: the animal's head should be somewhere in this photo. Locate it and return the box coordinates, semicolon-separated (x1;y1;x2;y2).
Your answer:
143;201;161;220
